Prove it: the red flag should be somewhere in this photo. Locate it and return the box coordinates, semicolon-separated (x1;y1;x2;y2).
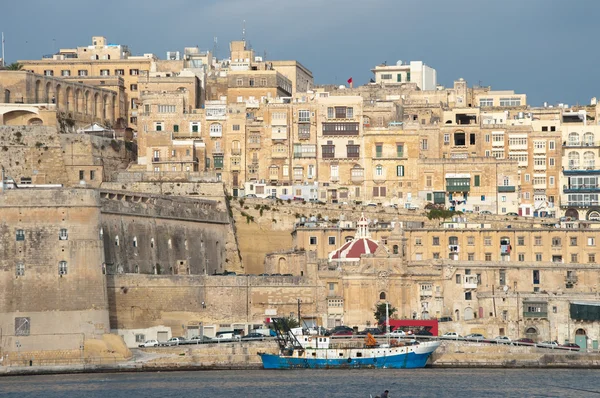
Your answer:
347;77;353;84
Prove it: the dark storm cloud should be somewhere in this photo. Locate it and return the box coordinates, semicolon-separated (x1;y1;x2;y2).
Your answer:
1;0;598;105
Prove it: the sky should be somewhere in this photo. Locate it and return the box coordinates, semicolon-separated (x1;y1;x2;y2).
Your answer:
1;0;599;106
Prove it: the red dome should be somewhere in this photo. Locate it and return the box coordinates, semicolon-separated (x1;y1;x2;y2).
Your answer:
330;237;380;260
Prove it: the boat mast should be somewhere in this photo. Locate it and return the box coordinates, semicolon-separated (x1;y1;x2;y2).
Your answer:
386;302;390;345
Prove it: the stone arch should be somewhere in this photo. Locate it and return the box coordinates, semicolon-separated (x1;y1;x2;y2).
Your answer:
379;291;386;300
392;245;399;254
568;151;580;169
35;79;42;103
93;92;100;117
575;328;586;336
525;326;538;340
2;110;39;125
587;209;600;221
84;91;91;114
583;132;594;146
28;117;43;126
74;88;81;113
278;257;287;273
568;132;580;145
55;84;62;109
565;208;579;219
45;82;52;103
3;89;10;103
583;151;595;169
464;307;474;320
454;309;460;320
65;86;73;111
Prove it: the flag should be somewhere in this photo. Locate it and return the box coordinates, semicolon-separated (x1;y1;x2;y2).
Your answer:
347;77;353;84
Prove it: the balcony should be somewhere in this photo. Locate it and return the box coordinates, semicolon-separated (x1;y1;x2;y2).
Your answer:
498;185;516;192
248;142;261;149
231;148;241;155
563;185;600;193
351;174;364;183
298;132;310;140
152;157;160;163
212;148;224;155
447;185;470;193
294;151;316;158
523;311;548;318
563;168;600;175
564;141;600;148
420;289;433;297
322;122;359;136
565;275;578;284
463;275;478;289
561;201;600;208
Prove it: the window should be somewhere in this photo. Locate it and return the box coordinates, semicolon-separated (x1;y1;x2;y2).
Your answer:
499;97;521;106
375;165;383;176
381;73;392;80
535;253;542;261
468;253;475;261
479;98;493;107
16;229;24;241
330;164;339;180
44;70;54;76
375;144;382;158
467;236;475;246
474;175;480;187
79;170;85;180
518;253;525;262
588;237;596;246
59;228;68;240
158;105;176;113
210;123;222;137
78;70;88;76
421;139;428;150
90;170;95;180
589;253;596;263
484;237;492;246
154;122;164;132
396;144;404;157
309;236;317;245
481;195;485;201
533;270;540;284
485;253;492;261
432;237;440;246
396;165;405;177
59;261;68;275
16;262;24;276
465;292;472;300
130;69;139;75
455;274;461;284
298;110;310;123
571;253;578;263
570;237;577;246
61;70;70;76
433;252;440;259
534;236;542;246
552;237;561;247
443;134;450;145
415;238;422;246
328;236;336;245
426;176;432;187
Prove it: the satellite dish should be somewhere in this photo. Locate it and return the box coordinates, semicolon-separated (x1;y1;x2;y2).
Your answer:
503;285;509;292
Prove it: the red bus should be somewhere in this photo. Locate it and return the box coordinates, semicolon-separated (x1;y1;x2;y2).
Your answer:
385;319;439;336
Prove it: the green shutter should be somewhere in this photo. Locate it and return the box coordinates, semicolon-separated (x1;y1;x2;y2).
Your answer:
474;175;480;187
407;72;411;82
397;145;403;157
173;124;179;133
427;193;432;201
376;145;382;158
397;74;401;82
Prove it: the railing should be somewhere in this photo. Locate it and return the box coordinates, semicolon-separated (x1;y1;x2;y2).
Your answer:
563;186;600;193
498;186;516;192
523;311;547;318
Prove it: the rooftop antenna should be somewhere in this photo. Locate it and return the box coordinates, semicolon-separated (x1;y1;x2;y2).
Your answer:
242;20;246;42
1;32;4;67
213;36;218;60
263;50;267;61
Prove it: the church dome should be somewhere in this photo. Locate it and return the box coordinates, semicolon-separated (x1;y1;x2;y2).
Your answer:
329;214;380;261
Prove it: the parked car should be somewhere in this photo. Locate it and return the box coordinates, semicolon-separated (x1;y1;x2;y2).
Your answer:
333;330;353;336
258;273;270;276
366;202;378;207
163;337;187;346
386;329;407;338
560;343;580;351
309;198;325;204
265;195;278;200
480;210;492;215
438;316;453;322
506;212;519;216
187;335;213;344
464;333;486;341
245;194;257;198
440;332;462;340
537;340;560;348
241;332;266;341
293;196;305;202
416;329;434;337
357;327;384;336
138;339;159;348
513;338;535;346
325;326;354;336
215;331;241;341
492;336;512;344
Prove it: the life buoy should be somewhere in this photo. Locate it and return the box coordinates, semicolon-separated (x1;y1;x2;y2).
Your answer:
308;337;312;342
347;357;352;363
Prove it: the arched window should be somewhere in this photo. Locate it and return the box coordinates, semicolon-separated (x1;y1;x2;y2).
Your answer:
503;176;510;186
379;292;386;300
209;123;222;137
393;245;399;254
525;327;538;335
568;132;580;146
133;237;138;247
99;228;103;240
134;265;139;273
58;261;68;275
583;151;595;169
583;132;594;146
568;152;580;169
588;210;600;221
115;235;119;246
150;238;154;248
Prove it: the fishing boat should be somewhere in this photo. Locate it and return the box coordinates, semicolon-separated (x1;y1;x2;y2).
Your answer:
258;318;440;369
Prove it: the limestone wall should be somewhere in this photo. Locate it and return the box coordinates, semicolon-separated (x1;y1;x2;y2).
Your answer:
0;188;111;356
107;274;319;338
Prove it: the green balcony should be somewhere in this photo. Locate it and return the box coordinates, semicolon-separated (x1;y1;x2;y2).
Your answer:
523;311;547;318
498;185;516;192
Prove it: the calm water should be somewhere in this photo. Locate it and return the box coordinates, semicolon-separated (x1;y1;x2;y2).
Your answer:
0;369;599;397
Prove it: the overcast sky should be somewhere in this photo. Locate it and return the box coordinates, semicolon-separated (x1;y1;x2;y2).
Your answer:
1;0;598;106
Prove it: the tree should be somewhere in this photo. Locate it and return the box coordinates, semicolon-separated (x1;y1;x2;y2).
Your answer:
278;316;300;330
3;62;23;71
374;303;397;325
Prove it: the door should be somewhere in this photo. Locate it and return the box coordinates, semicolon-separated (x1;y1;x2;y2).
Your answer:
464;307;474;320
232;172;239;187
575;329;587;350
186;326;199;339
157;331;169;342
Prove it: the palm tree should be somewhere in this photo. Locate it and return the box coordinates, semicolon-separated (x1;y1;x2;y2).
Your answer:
3;62;23;71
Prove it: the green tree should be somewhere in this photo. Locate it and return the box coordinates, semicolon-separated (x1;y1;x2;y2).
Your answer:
3;62;23;71
278;316;300;330
374;303;397;325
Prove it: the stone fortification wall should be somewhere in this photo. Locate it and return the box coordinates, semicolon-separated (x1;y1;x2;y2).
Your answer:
107;274;319;337
100;190;231;276
0;125;133;187
0;188;112;357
